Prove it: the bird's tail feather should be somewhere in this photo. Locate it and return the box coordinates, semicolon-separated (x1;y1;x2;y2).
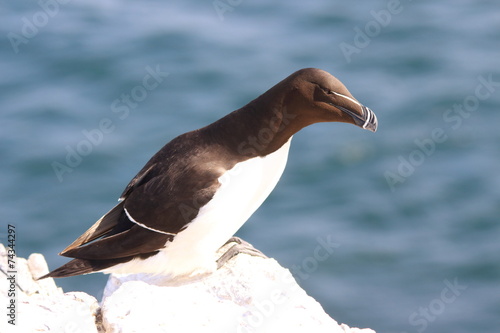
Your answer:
38;257;125;279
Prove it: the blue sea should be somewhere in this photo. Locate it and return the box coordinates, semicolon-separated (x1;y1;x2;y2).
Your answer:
1;1;499;332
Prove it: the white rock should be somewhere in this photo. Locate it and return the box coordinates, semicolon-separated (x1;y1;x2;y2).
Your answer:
102;253;375;333
0;243;99;333
0;242;375;333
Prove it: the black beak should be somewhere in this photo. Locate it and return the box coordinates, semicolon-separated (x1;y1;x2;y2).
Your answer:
328;90;378;132
337;104;378;132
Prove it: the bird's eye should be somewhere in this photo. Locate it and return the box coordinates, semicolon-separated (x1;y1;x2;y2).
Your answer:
314;83;333;95
319;86;332;94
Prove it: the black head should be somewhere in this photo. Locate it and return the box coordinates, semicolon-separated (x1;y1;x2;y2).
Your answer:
283;68;378;132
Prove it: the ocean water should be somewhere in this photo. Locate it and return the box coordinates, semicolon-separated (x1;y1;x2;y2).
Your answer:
1;1;499;332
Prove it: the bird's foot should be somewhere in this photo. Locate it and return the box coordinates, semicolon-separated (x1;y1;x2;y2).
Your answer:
216;237;267;269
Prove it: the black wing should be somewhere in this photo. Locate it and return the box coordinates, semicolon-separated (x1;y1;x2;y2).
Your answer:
58;134;225;261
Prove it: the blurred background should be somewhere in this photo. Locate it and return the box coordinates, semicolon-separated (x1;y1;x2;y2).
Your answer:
1;1;499;332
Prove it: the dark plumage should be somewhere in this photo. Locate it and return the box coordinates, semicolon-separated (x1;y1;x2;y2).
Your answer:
40;68;377;279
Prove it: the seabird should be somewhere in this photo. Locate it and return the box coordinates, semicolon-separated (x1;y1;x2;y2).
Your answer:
41;68;378;279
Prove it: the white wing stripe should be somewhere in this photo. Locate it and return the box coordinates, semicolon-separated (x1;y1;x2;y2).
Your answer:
124;207;177;236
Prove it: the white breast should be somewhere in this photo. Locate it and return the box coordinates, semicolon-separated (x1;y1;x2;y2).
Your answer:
106;138;292;279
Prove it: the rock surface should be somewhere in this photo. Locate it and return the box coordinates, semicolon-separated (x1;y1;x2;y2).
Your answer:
0;243;100;333
0;243;375;333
